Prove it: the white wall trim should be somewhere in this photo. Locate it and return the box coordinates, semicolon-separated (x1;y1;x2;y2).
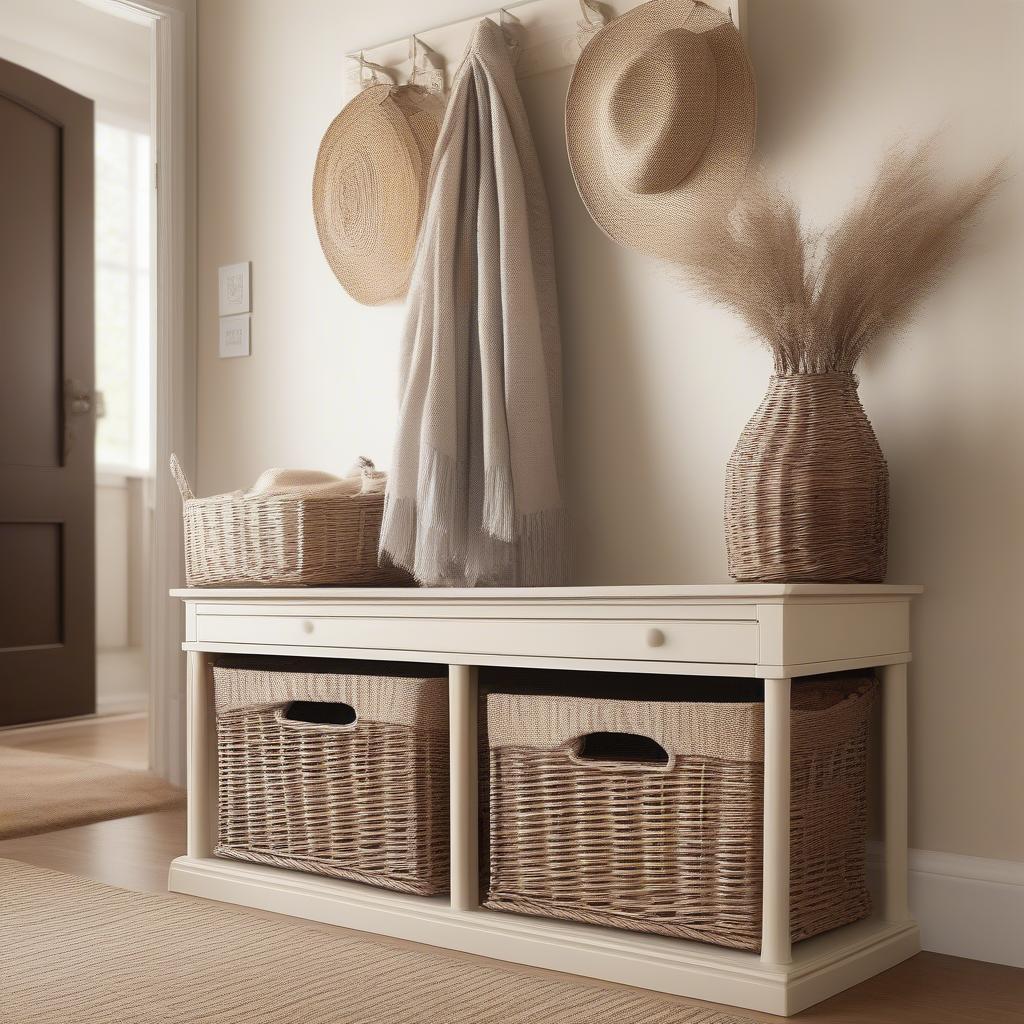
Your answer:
0;33;149;125
149;0;196;786
0;711;146;736
910;849;1024;969
870;843;1024;968
105;0;196;783
910;848;1024;888
96;690;149;716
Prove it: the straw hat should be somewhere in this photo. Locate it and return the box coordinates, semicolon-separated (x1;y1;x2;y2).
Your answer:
565;0;756;260
312;83;444;306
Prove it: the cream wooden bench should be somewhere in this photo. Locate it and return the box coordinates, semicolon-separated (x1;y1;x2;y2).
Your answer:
169;583;921;1016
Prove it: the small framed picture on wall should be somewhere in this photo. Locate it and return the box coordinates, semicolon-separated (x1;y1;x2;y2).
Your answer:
219;314;251;358
218;261;251;316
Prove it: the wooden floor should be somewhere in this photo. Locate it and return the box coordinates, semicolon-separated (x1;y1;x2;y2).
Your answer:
0;712;149;770
0;721;1020;1022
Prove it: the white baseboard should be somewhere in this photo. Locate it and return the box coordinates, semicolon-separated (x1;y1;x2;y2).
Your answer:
909;849;1024;969
97;647;148;717
870;844;1024;968
0;710;146;737
95;692;149;716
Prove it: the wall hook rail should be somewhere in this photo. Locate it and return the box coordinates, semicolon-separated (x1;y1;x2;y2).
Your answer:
341;1;744;101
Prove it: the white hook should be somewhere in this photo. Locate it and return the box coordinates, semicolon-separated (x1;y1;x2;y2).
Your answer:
576;0;608;48
498;7;522;65
408;34;421;85
349;51;395;89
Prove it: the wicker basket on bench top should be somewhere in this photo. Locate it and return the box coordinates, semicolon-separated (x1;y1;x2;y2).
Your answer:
484;674;877;951
214;659;449;896
170;454;410;587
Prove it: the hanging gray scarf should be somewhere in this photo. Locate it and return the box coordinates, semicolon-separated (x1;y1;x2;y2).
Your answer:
379;19;569;586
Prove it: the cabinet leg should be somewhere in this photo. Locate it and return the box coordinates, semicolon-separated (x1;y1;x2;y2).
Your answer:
449;664;479;912
881;663;910;922
186;651;216;859
761;676;792;965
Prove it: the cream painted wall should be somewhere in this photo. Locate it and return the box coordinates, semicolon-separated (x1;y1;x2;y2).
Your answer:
196;0;1023;863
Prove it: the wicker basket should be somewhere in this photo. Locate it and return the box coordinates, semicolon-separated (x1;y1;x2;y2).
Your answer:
484;674;876;950
725;372;889;582
170;454;411;587
214;659;449;895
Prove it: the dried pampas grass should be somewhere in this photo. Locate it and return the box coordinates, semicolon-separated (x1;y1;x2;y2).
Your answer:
677;143;1001;374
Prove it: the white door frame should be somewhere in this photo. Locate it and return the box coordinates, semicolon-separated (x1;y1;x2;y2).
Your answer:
99;0;197;783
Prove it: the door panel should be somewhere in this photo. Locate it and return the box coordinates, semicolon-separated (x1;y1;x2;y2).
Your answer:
0;94;62;468
0;59;95;725
0;524;63;650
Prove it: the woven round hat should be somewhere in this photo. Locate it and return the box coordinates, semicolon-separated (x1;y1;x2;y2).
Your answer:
312;83;444;306
565;0;756;260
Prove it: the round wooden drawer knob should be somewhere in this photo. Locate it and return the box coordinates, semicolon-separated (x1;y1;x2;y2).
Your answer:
646;628;666;648
301;620;315;635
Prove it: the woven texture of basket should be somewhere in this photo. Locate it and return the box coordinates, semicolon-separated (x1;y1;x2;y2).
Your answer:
725;373;889;582
484;674;876;950
170;454;411;587
214;661;449;895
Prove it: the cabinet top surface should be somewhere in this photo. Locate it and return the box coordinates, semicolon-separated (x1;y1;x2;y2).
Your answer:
173;583;922;602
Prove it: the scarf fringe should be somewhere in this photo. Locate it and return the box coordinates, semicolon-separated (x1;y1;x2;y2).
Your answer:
518;506;572;587
482;463;516;544
380;448;570;587
378;493;418;578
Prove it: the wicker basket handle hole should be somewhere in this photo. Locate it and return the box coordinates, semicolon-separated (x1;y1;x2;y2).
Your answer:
571;732;671;769
279;701;357;728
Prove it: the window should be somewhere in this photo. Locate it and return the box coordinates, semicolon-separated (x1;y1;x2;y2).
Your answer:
95;121;151;473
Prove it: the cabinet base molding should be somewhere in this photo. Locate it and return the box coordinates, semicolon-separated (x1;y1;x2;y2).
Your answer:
168;855;921;1017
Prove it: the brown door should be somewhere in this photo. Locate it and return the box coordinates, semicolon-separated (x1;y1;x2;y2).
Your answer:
0;59;95;725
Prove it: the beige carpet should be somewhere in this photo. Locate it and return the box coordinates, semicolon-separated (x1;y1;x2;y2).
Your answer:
0;859;755;1024
0;747;184;839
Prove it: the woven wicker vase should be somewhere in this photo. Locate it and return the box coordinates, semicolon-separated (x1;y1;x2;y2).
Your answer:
725;372;888;582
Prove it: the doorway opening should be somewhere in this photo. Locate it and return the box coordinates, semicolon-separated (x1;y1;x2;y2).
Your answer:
0;0;155;773
95;116;153;725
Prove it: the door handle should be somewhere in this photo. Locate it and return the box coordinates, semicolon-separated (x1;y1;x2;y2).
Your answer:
63;379;101;458
65;379;98;415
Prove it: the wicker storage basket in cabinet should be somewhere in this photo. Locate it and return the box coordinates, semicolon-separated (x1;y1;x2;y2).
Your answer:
213;660;449;896
484;674;877;951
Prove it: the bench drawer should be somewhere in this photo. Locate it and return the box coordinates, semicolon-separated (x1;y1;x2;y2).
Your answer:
194;612;757;665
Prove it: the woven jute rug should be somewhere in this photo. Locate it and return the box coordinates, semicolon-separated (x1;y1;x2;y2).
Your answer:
0;859;755;1024
0;747;184;839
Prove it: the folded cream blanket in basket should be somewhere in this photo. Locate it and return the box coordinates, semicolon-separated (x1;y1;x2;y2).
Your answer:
249;457;387;499
379;19;569;587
